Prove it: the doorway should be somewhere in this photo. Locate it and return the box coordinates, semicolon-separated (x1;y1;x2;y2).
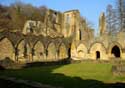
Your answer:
96;51;100;60
111;45;120;58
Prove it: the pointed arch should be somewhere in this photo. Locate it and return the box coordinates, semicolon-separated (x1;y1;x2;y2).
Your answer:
0;38;14;61
77;43;87;59
108;42;122;59
17;40;30;62
16;38;25;48
58;43;68;60
47;42;57;61
108;41;122;54
17;40;25;58
89;42;107;60
111;45;120;58
33;41;45;62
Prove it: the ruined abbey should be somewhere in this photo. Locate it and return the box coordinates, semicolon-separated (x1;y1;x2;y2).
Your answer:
0;9;125;63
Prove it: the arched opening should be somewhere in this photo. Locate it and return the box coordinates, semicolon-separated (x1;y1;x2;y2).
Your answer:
89;42;106;60
47;43;56;61
111;45;120;58
17;40;30;62
77;44;87;59
33;41;44;62
0;38;14;61
96;51;100;60
17;40;25;59
58;43;68;60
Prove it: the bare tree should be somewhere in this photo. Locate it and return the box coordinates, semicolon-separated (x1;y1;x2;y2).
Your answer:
106;4;120;35
116;0;125;31
0;5;12;30
2;1;48;31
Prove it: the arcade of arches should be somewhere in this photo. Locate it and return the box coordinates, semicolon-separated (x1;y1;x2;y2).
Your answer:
71;42;125;60
0;36;125;63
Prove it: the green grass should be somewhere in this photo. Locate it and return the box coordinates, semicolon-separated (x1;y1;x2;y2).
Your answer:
0;62;125;88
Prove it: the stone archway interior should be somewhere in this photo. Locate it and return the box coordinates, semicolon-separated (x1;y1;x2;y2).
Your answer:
0;38;14;61
47;43;56;61
77;44;87;59
34;41;44;62
90;43;106;60
59;43;68;60
17;40;25;59
111;45;120;58
17;40;31;62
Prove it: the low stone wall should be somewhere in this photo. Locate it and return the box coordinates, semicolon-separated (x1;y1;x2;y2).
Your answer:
112;64;125;76
70;59;125;64
0;58;71;69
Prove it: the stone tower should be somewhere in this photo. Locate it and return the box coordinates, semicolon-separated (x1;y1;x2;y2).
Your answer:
62;10;80;40
99;12;106;36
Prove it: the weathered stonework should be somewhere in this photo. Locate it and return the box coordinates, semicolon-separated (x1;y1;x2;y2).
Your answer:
0;38;14;61
99;12;106;36
0;9;125;64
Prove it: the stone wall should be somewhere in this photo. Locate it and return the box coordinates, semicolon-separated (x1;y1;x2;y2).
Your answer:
22;10;82;40
0;30;125;64
0;30;71;63
0;9;125;65
71;32;125;60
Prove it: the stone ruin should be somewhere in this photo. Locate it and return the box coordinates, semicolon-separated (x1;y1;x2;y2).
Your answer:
0;9;125;65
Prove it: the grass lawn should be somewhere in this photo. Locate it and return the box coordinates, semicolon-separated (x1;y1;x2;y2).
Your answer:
0;62;125;88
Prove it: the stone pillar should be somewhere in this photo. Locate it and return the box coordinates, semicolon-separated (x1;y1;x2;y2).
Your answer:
99;12;106;36
30;53;33;62
75;12;80;41
11;47;16;62
12;52;16;62
56;49;59;61
45;49;48;62
121;49;125;60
